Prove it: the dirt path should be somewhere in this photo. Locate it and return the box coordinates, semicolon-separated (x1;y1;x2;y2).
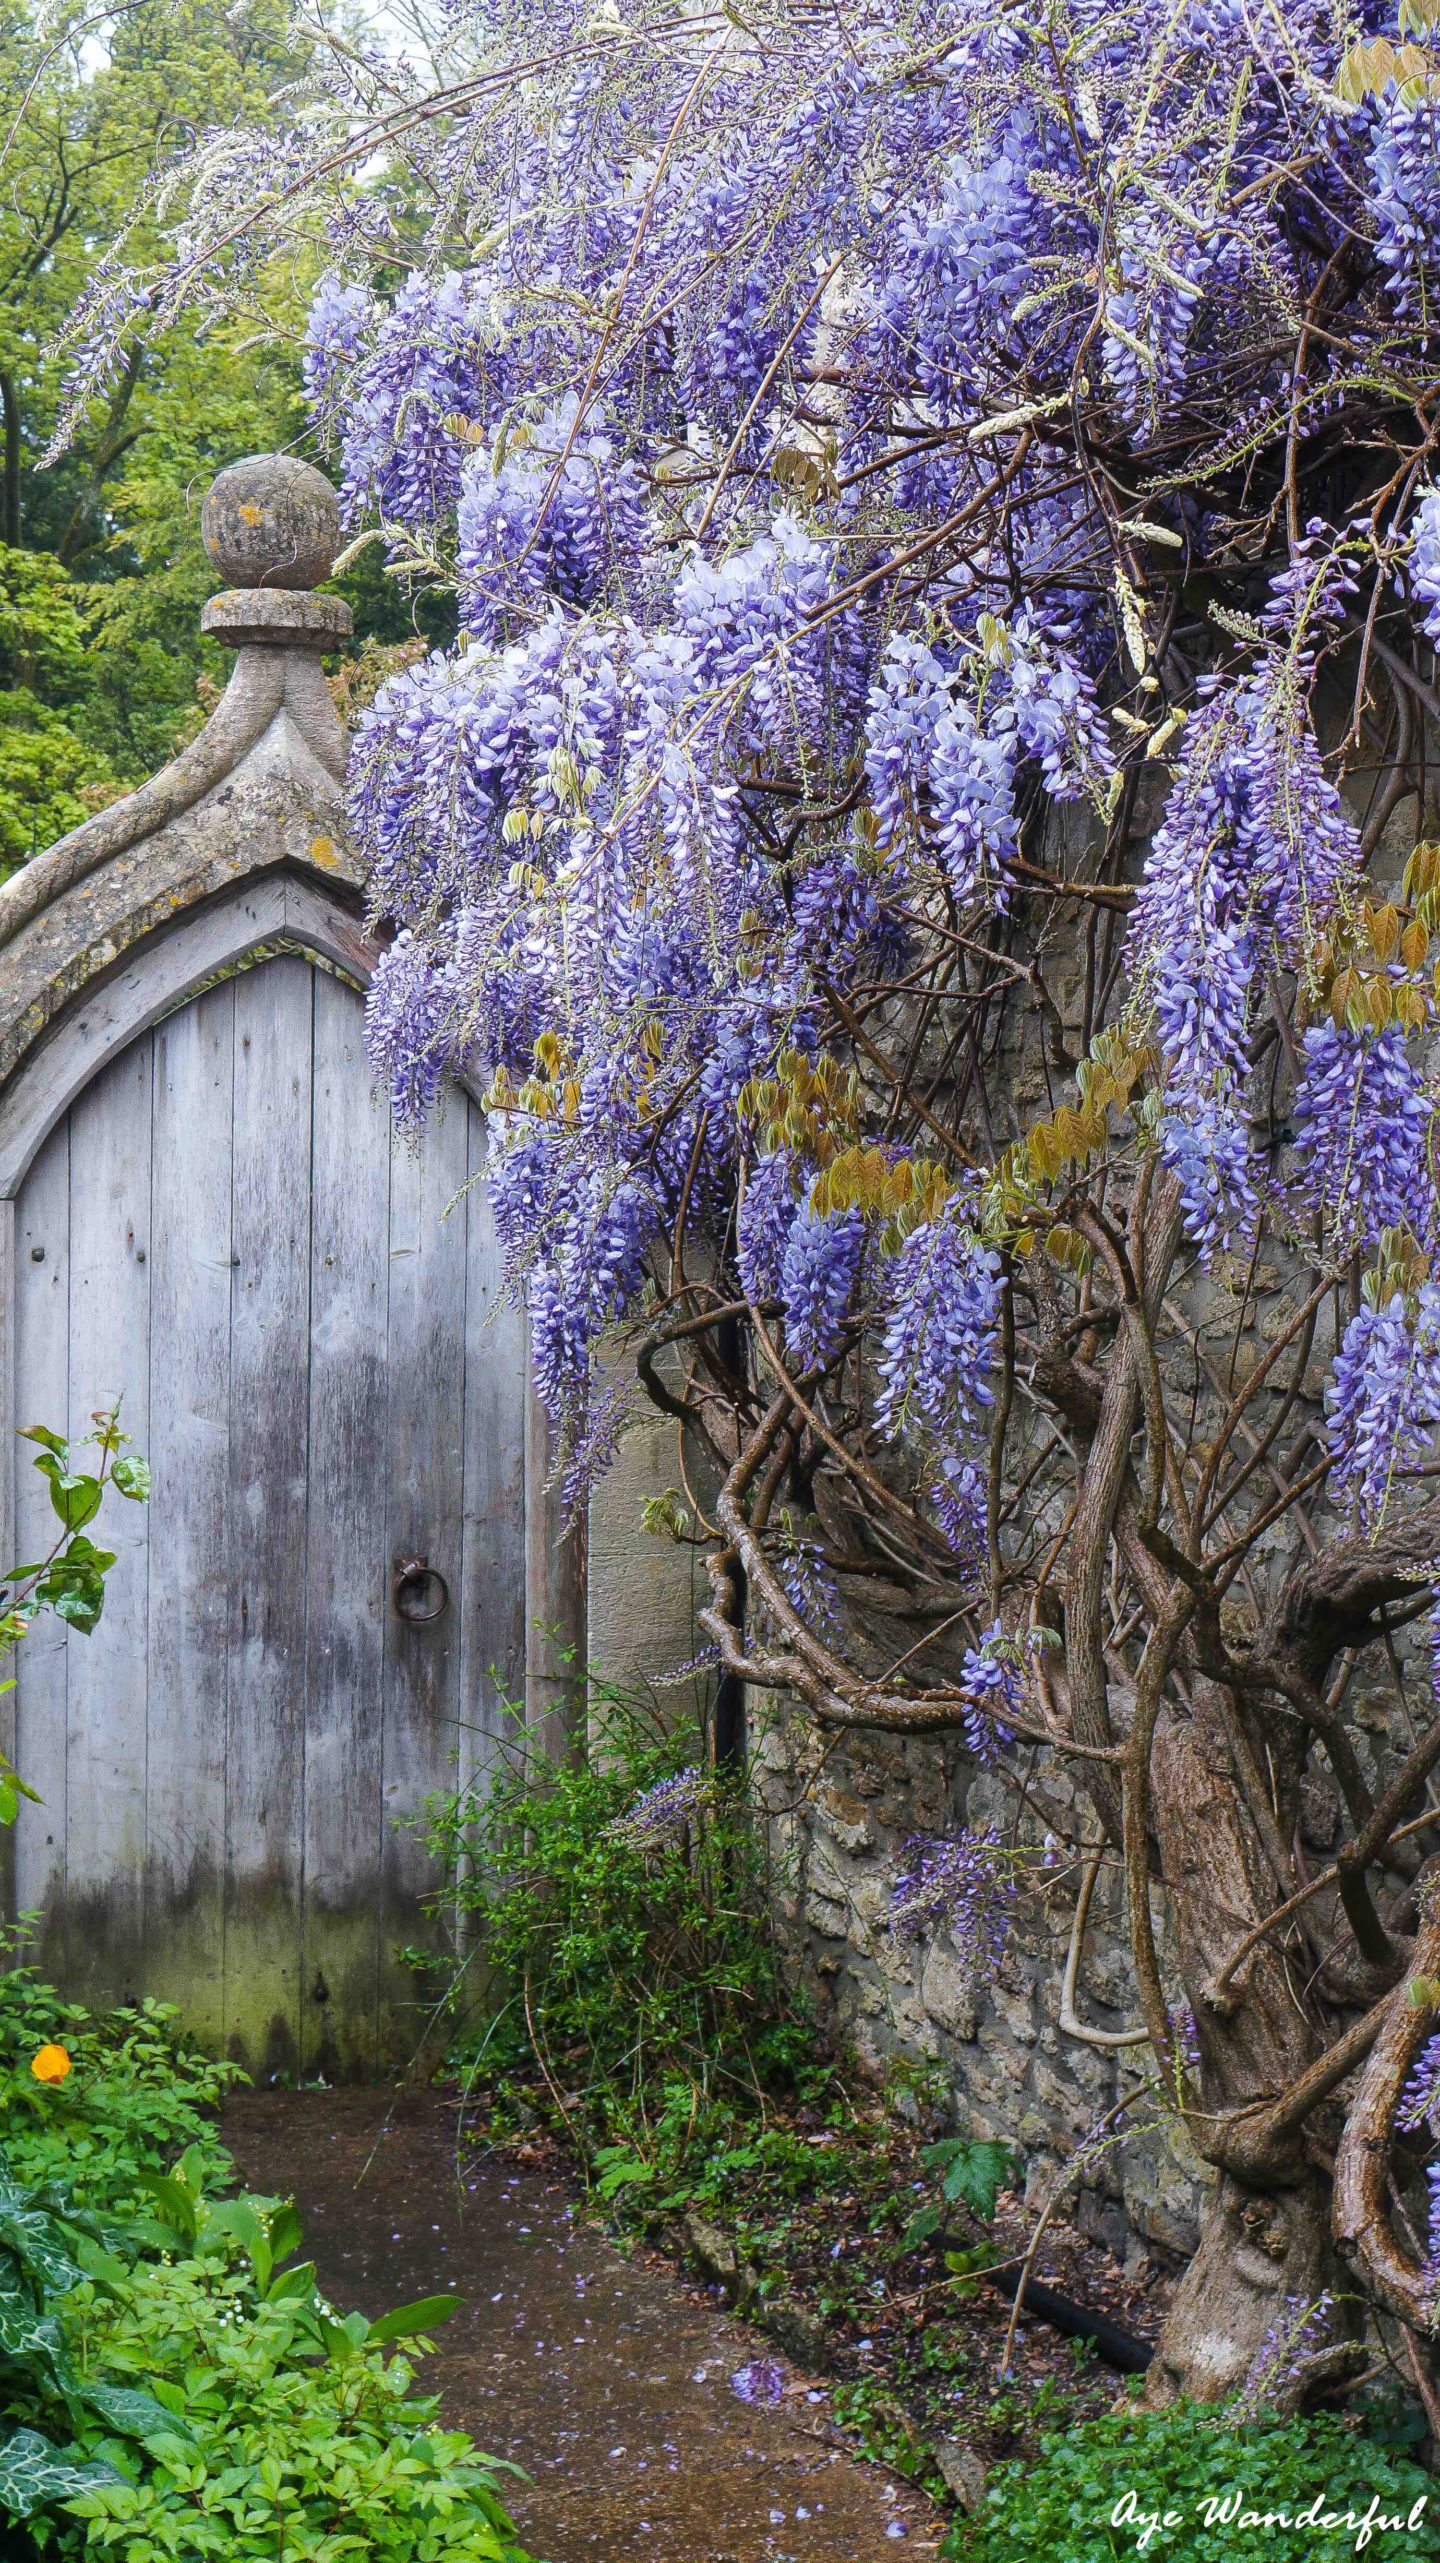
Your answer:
223;2090;944;2563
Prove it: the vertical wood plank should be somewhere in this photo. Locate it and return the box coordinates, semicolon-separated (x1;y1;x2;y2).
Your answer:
458;1106;528;1831
525;1382;586;1771
63;1036;153;2007
11;1127;71;1974
144;986;234;2047
0;1197;16;1928
301;971;389;2079
225;958;312;2074
379;1093;470;2064
6;950;538;2069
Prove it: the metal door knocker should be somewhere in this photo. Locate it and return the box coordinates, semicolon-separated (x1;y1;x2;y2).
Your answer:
393;1556;450;1625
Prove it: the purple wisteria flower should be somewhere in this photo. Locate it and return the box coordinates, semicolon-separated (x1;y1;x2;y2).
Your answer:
1422;2163;1440;2308
1398;2032;1440;2138
1294;1022;1432;1253
888;1827;1014;1983
954;1628;1021;1765
730;2358;786;2406
1128;592;1360;1263
778;1536;845;1646
1413;489;1440;645
608;1767;710;1852
196;0;1440;1547
780;1198;865;1373
1326;1286;1440;1531
1226;2292;1333;2424
876;1208;1001;1558
737;1153;801;1305
1172;2008;1202;2078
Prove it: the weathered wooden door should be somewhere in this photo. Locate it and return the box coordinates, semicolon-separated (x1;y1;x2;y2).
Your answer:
8;950;526;2076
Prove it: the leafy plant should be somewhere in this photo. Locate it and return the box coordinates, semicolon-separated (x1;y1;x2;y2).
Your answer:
422;1683;823;2198
950;2406;1440;2560
900;2136;1022;2253
47;2163;530;2563
0;1934;239;2206
1;1410;148;1820
0;1959;534;2561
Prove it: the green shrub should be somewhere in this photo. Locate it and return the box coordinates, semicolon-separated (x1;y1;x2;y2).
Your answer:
953;2405;1439;2560
0;1934;239;2202
423;1686;818;2186
0;1963;536;2562
45;2165;530;2562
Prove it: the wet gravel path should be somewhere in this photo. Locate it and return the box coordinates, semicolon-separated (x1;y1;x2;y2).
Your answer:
224;2089;943;2563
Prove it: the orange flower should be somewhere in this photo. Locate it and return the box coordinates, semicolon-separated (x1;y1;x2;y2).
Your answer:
30;2044;70;2085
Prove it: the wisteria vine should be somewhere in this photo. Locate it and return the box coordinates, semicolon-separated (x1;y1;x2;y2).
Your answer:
81;0;1440;2404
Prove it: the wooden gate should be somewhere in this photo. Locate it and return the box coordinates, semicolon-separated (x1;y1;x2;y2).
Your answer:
5;947;527;2077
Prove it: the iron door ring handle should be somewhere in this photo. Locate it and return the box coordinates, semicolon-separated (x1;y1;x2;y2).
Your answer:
393;1557;450;1625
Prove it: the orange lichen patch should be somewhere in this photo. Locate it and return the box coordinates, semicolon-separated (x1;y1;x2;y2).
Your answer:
308;835;339;868
30;2043;71;2084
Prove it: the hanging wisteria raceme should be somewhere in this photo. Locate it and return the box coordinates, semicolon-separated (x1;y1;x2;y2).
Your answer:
608;1766;711;1852
1397;2033;1440;2137
1423;2164;1440;2310
1325;1284;1440;1533
953;1627;1021;1765
875;1206;1002;1560
1224;2294;1335;2426
1293;1024;1433;1254
887;1828;1017;1986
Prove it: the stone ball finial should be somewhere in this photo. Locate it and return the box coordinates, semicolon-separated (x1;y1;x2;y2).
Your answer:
201;454;341;592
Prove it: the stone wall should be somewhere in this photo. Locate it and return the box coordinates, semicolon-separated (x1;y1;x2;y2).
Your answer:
749;1692;1208;2270
588;1430;1207;2267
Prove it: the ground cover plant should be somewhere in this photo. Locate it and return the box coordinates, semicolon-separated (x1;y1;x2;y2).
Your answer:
429;1702;1136;2485
0;1958;537;2561
957;2405;1439;2560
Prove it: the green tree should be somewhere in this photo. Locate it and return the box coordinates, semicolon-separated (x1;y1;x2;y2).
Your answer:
0;0;316;867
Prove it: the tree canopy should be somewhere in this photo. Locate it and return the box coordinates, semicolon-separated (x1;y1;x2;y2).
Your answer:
61;0;1440;2416
0;0;318;865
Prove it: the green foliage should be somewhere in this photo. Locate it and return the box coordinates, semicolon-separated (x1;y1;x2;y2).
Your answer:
43;2157;528;2563
1;1412;149;1819
0;1964;535;2561
0;1;459;872
424;1687;817;2194
829;2377;945;2497
0;0;325;865
951;2406;1440;2560
0;1946;238;2205
900;2136;1023;2250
